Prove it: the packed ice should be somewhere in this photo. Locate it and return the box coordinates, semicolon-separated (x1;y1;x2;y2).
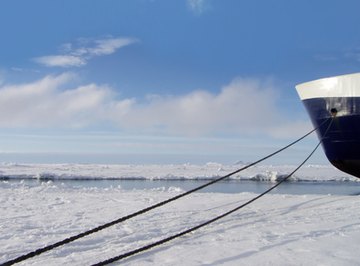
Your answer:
1;163;360;265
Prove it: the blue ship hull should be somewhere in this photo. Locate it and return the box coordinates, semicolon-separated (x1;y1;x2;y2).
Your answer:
303;97;360;178
296;73;360;178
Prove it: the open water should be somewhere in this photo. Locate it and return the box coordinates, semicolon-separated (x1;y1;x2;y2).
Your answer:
5;179;360;196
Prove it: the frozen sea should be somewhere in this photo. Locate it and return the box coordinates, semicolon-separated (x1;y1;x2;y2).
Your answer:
1;163;360;265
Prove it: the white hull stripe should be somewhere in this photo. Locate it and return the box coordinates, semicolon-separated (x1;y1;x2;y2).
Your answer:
296;72;360;100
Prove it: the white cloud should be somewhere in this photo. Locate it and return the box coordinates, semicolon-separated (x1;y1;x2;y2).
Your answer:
187;0;209;15
34;37;137;68
34;55;86;67
0;74;305;139
0;73;125;128
115;78;283;136
87;38;136;56
10;67;41;73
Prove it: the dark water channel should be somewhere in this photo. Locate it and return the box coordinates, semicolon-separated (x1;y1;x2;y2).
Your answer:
5;178;360;195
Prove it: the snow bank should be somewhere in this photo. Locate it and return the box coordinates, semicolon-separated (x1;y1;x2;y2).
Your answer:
0;162;358;182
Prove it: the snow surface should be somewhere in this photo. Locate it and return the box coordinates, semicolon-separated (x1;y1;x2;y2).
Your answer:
1;175;360;265
0;162;358;182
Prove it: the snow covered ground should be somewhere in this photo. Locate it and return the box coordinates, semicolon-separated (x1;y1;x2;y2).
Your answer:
1;176;360;266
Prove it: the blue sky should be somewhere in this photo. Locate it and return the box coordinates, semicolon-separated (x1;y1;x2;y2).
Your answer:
0;0;360;164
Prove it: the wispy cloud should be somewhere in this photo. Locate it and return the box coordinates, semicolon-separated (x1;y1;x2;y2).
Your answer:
313;54;338;62
344;47;360;62
187;0;210;15
34;37;137;68
34;55;86;68
0;74;306;139
10;67;40;73
315;46;360;63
